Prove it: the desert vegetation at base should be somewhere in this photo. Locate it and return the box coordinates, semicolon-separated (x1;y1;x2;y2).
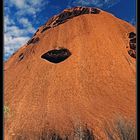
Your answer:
9;117;136;140
104;117;136;140
11;124;95;140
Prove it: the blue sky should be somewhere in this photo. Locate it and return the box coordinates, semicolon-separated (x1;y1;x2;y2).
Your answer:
4;0;136;60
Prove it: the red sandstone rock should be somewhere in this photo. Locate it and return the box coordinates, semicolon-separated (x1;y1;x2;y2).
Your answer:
4;7;136;139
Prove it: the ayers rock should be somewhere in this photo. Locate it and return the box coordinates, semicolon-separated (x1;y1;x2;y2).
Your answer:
4;7;136;139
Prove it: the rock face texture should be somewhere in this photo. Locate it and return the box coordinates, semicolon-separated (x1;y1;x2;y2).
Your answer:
4;7;136;139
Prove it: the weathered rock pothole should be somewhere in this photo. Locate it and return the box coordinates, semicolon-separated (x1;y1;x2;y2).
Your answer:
41;48;71;63
128;32;136;38
127;32;136;58
128;49;136;58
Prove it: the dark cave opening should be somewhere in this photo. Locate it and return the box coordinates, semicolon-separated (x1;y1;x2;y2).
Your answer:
41;48;71;63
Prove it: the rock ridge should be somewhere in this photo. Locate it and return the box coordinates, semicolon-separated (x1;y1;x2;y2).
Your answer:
41;7;100;33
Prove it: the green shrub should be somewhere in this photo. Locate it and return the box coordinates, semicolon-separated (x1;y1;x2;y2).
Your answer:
4;105;10;114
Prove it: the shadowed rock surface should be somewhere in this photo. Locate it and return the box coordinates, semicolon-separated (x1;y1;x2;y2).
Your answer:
129;43;136;50
27;37;40;45
18;53;24;61
130;38;136;43
128;32;136;58
128;49;136;58
128;32;136;38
